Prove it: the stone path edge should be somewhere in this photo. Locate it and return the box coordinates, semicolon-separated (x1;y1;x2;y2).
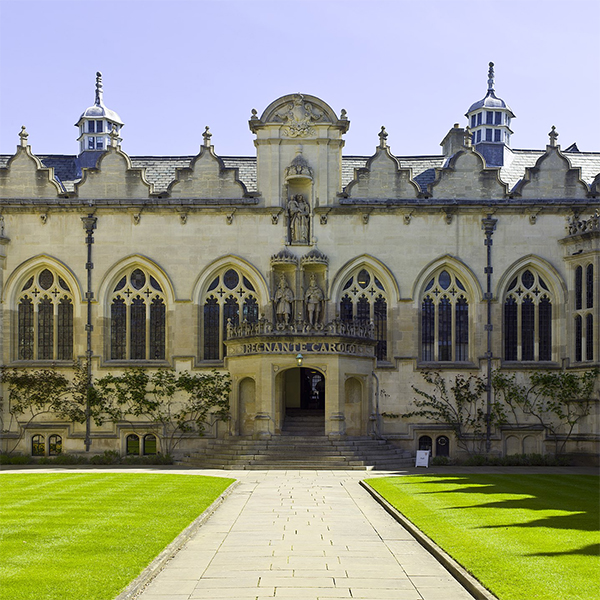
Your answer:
114;479;240;600
360;480;499;600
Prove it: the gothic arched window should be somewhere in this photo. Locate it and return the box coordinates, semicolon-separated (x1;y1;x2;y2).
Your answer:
17;268;74;361
421;270;470;362
339;268;388;361
504;269;553;362
109;268;166;360
574;263;594;362
202;268;259;360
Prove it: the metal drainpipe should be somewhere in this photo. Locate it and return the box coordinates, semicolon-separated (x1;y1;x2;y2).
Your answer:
81;214;97;452
371;370;381;440
482;214;497;454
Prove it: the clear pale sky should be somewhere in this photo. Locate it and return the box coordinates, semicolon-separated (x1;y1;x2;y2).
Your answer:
0;0;598;158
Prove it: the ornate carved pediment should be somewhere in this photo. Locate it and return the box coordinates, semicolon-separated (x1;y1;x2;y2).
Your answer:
271;248;298;265
301;248;328;266
250;94;349;134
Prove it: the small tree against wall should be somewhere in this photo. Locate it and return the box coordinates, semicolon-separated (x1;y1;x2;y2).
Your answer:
404;371;506;456
95;368;231;456
492;369;599;456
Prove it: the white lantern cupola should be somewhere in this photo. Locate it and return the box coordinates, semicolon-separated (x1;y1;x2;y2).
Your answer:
75;72;123;164
465;62;515;166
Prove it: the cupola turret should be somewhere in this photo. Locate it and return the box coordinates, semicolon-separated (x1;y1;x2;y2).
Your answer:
465;62;515;166
75;72;123;167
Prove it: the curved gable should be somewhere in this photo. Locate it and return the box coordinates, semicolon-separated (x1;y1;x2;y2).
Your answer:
76;146;153;199
429;148;508;200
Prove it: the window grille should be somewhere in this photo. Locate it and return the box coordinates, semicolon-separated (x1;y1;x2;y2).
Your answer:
503;269;553;362
109;268;166;360
339;267;389;361
421;270;470;362
16;268;74;361
201;268;259;360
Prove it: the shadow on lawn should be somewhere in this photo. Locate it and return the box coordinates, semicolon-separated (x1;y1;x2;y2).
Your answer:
528;543;600;557
406;474;598;533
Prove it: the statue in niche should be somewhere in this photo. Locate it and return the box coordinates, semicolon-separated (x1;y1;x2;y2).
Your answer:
288;194;310;243
274;274;294;324
304;273;324;325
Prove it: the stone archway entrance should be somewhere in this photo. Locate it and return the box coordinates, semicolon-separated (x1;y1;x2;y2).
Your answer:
282;367;325;435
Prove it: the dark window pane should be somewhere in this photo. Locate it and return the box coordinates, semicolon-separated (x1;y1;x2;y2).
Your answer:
131;269;146;290
374;277;385;291
88;121;95;133
422;297;434;361
575;266;583;310
586;264;594;309
58;277;70;291
57;297;73;360
343;277;353;291
243;297;259;323
22;277;34;291
507;277;518;292
471;115;476;128
424;278;434;292
143;434;157;455
243;276;255;292
455;298;469;361
439;270;450;290
150;276;163;292
340;296;353;322
39;269;54;290
32;434;45;456
223;297;239;357
477;113;482;125
357;269;370;289
504;297;517;361
485;129;493;141
374;297;387;361
522;298;535;360
96;120;103;132
486;111;494;124
357;296;370;321
111;298;126;359
150;297;165;360
575;315;582;362
522;270;534;289
204;297;219;360
539;298;552;361
130;297;146;360
586;314;594;361
114;276;126;292
18;298;34;360
126;434;140;455
494;130;501;142
455;278;466;291
495;112;502;124
419;435;432;451
438;298;452;361
38;298;54;359
49;434;62;455
539;277;549;291
224;269;239;290
207;277;219;292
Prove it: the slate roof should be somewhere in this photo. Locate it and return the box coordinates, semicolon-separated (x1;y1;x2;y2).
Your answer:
1;147;599;196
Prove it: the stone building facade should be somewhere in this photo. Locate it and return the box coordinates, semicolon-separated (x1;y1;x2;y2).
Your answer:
1;66;598;459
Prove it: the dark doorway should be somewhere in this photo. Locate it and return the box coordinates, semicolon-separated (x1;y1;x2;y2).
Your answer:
436;435;450;457
301;368;325;410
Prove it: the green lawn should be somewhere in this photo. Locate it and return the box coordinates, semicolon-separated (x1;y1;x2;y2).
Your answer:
366;474;599;600
0;473;235;600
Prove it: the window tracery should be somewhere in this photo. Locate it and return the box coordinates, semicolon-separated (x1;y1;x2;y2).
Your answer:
421;269;469;362
503;269;553;362
339;268;388;361
109;268;166;360
574;263;594;362
202;268;259;360
17;268;74;361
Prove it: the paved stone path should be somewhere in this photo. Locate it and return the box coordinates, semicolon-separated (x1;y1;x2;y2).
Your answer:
136;470;476;600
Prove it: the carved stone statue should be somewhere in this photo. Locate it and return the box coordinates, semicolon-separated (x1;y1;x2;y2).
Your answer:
304;273;324;325
288;194;309;243
274;274;294;324
277;94;323;138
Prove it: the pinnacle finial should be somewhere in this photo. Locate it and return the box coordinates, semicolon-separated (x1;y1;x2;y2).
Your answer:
95;71;104;106
549;125;559;147
203;126;212;147
464;126;472;148
378;126;388;148
487;62;495;93
19;125;29;147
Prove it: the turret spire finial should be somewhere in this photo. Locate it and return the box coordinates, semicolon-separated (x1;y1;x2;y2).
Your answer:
549;125;559;147
95;71;103;106
487;62;495;93
378;126;388;149
19;126;29;148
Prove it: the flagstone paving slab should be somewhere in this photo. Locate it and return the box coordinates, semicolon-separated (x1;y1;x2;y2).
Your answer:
134;469;477;600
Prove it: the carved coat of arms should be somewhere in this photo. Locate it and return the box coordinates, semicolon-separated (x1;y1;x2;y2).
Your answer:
277;94;323;137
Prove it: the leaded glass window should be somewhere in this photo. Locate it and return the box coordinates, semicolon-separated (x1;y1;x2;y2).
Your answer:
126;434;140;455
16;268;74;361
421;270;470;362
49;434;62;455
339;267;389;361
143;434;157;455
32;434;45;456
573;263;595;362
202;268;259;360
503;269;553;362
109;268;166;360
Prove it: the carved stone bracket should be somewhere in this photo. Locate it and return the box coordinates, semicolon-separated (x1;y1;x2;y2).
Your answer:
271;209;283;225
403;211;414;225
320;209;331;225
226;208;236;225
179;213;188;224
529;209;542;225
40;213;48;225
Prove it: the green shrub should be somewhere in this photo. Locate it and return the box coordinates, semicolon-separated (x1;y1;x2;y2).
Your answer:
0;454;31;465
89;450;122;465
38;454;88;465
431;456;449;466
